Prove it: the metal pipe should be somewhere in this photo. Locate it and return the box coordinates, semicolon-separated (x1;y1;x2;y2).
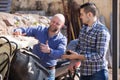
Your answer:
112;0;119;80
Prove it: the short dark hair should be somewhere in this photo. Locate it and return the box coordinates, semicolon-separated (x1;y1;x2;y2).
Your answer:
80;2;98;16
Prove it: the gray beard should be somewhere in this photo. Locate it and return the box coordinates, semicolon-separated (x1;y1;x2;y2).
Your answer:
49;26;58;32
52;29;58;32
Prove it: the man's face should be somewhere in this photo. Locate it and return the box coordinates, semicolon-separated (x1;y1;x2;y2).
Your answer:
79;8;90;25
49;16;63;33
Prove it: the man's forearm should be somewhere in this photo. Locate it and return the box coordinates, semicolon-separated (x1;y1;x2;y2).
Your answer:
77;54;86;61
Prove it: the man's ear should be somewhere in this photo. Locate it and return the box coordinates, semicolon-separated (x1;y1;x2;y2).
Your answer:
62;24;65;27
61;25;67;30
87;12;91;17
61;24;65;28
89;12;93;17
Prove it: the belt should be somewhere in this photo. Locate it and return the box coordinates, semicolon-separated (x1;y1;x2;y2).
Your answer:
46;66;55;70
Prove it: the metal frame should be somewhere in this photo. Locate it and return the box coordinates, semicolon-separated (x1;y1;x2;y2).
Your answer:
112;0;119;80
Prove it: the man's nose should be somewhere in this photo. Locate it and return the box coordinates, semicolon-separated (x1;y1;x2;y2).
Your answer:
52;22;57;25
79;16;81;19
53;23;56;25
79;15;82;18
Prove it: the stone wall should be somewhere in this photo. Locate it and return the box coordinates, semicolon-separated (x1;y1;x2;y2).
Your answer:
0;12;50;35
11;0;64;15
11;0;112;29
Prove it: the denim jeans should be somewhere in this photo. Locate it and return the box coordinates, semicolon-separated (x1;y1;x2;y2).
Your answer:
47;69;55;80
80;69;108;80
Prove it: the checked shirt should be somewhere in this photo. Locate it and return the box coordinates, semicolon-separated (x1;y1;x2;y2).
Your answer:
78;21;110;76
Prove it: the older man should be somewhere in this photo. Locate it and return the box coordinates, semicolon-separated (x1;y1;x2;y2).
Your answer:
13;13;67;80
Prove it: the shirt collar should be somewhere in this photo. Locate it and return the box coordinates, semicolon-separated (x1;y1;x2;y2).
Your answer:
85;20;99;32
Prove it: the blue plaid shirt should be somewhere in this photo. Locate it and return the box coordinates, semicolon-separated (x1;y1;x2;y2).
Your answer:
78;21;110;75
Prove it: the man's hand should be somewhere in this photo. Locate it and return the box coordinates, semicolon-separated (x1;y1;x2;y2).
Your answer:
13;29;26;36
40;40;51;54
68;60;81;72
62;50;86;60
62;50;79;60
